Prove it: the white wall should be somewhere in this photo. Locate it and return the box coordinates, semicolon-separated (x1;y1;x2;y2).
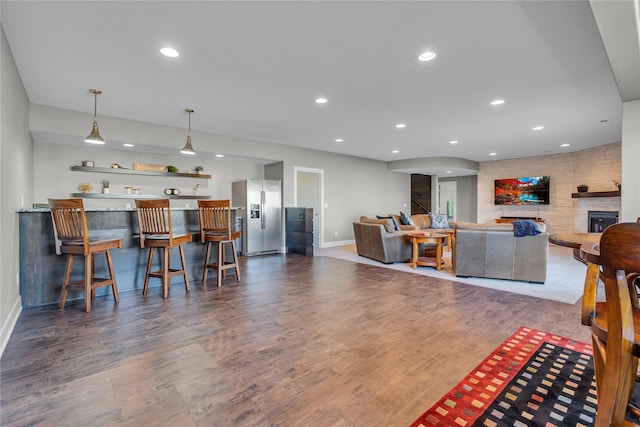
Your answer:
478;142;622;233
621;100;640;221
1;25;32;355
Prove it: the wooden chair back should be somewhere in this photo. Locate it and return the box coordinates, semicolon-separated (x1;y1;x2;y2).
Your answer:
590;222;640;425
48;198;90;255
198;199;234;242
135;199;174;247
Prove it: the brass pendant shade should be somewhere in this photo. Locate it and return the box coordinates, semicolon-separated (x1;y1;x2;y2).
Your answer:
180;108;196;155
85;89;105;144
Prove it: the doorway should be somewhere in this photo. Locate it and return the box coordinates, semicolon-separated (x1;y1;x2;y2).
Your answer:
294;167;324;248
439;181;457;222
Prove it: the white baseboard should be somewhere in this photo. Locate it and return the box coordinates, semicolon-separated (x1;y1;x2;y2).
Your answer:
321;239;355;248
1;296;22;358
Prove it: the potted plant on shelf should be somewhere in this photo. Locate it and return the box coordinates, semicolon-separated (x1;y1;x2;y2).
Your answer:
613;180;621;191
102;180;110;194
195;166;204;174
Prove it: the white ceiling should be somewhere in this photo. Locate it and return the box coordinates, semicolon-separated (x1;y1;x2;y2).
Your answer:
1;1;630;175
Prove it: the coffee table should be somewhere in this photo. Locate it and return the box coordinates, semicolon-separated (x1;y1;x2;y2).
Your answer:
407;232;447;270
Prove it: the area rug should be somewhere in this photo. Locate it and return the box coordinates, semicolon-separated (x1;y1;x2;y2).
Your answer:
315;244;586;304
410;326;596;427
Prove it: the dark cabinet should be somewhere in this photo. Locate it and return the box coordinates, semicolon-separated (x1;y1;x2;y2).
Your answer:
285;207;313;256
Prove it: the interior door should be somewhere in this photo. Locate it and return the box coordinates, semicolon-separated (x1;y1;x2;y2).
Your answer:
439;181;457;222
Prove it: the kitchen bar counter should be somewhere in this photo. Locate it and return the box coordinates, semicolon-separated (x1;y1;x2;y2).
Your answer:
18;208;239;308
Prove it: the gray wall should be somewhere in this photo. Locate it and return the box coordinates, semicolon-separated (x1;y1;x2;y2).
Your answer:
438;175;477;222
1;24;33;354
29;105;411;246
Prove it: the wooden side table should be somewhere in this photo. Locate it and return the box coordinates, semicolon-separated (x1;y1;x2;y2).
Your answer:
408;232;447;270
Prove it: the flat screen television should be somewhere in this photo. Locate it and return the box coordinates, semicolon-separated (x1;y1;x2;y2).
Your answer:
494;176;550;205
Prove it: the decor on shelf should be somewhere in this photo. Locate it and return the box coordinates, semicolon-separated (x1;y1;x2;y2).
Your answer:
102;180;110;194
180;108;196;155
132;162;166;172
167;165;178;173
577;184;588;192
85;89;105;144
82;160;94;167
613;180;621;191
79;182;93;193
195;166;203;174
193;184;200;195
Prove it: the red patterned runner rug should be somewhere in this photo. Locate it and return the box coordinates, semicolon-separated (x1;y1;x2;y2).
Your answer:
410;326;597;427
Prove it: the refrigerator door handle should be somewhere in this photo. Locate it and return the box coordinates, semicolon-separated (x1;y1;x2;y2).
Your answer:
261;190;266;229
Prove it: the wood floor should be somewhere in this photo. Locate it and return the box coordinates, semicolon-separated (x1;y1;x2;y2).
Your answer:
0;254;591;426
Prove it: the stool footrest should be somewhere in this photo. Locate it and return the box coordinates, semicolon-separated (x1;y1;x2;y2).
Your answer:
149;268;188;279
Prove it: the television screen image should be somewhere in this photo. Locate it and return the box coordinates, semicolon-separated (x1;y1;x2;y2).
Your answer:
494;176;550;205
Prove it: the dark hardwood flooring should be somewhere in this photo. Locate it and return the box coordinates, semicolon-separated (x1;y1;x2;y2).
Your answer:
0;254;590;426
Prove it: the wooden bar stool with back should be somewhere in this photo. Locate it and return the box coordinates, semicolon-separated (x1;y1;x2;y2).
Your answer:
48;198;122;312
580;222;640;426
197;199;242;287
135;199;191;298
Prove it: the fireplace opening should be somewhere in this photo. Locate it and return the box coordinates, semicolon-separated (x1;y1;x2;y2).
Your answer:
588;210;619;232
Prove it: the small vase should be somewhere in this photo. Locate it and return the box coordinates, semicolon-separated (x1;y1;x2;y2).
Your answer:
577;185;588;192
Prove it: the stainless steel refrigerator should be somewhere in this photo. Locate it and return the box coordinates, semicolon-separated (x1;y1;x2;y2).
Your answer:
232;179;283;256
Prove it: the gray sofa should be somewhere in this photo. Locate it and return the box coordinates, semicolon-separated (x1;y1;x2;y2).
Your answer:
453;221;549;283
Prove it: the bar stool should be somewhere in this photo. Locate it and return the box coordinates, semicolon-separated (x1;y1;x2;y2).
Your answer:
48;198;122;312
198;199;241;287
135;199;191;298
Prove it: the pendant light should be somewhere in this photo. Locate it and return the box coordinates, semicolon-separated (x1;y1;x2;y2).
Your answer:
180;108;196;155
85;89;105;144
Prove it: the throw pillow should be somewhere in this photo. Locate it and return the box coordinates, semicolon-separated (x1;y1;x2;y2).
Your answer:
362;217;395;233
376;215;400;231
429;212;450;229
400;211;415;226
412;214;430;229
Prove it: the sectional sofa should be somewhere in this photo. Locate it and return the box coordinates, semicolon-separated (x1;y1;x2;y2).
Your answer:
453;221;549;283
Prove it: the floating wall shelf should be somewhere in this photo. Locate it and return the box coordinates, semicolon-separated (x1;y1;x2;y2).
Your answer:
71;165;211;179
71;193;210;200
571;191;621;198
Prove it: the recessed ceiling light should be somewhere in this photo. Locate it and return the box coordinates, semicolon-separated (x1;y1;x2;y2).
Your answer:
532;126;544;131
449;140;458;144
560;143;570;147
391;149;399;154
215;154;224;158
446;170;452;174
490;99;505;106
395;123;406;129
315;97;328;104
160;47;179;58
418;51;436;61
123;143;134;147
335;138;344;143
489;152;497;156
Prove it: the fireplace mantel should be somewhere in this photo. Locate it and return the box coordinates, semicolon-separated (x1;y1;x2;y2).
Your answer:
571;190;621;198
